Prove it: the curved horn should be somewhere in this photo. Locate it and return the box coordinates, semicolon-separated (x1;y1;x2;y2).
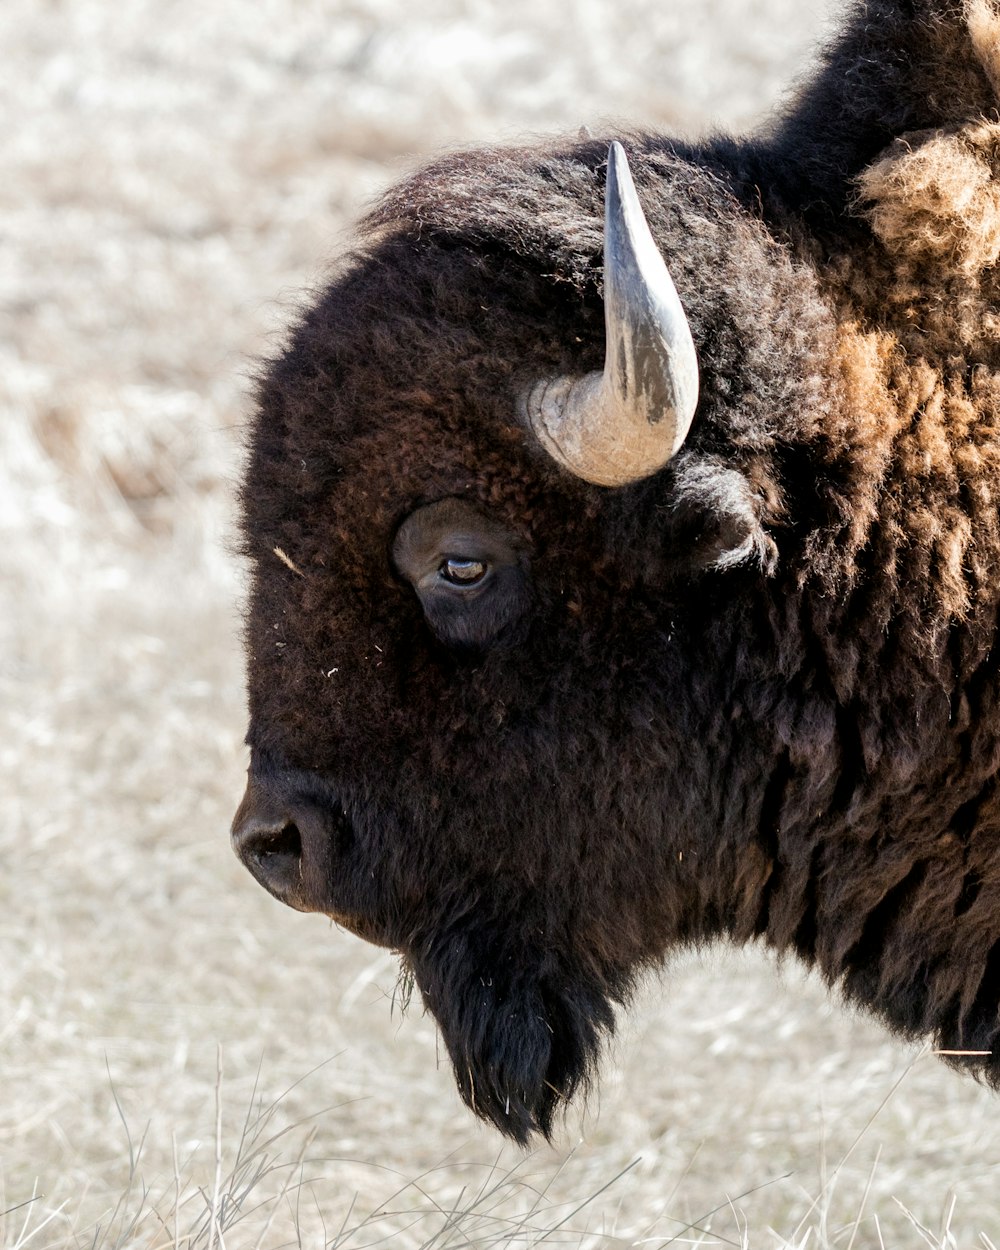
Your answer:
523;141;699;487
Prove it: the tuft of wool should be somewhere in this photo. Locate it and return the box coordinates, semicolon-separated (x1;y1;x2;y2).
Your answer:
968;0;1000;98
858;123;1000;274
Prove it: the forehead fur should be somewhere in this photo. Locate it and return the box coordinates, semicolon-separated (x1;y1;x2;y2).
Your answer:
362;139;778;296
249;140;838;490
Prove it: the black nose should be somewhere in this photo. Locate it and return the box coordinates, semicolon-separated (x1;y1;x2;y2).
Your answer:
231;781;331;913
232;812;306;909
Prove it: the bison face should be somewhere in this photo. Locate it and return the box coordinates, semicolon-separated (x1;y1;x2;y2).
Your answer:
233;142;834;1141
234;477;668;1142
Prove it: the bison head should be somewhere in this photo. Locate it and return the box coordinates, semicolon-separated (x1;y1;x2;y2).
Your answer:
233;140;837;1141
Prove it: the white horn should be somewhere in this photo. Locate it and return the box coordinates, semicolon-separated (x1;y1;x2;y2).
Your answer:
523;142;700;487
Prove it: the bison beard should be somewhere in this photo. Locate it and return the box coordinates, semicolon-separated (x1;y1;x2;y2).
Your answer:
234;0;1000;1141
406;928;618;1143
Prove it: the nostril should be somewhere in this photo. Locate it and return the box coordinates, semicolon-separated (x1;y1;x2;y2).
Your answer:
248;821;302;870
231;781;339;915
233;817;308;906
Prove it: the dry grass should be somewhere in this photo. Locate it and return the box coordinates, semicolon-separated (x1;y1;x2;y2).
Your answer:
4;0;1000;1244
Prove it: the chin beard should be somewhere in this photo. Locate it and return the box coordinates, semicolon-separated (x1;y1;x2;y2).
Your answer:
406;923;621;1144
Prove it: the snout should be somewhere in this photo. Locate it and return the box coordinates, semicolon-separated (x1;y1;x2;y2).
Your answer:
231;777;333;913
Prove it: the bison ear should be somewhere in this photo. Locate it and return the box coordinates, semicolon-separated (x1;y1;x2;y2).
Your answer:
521;142;700;487
668;456;780;573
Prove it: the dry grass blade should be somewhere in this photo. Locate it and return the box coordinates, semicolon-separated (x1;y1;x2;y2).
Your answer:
534;1158;641;1244
0;1198;41;1228
653;1172;795;1248
207;1046;224;1250
5;1182;68;1250
101;1062;156;1250
844;1144;881;1250
172;1134;181;1250
789;1046;926;1243
891;1192;959;1250
272;547;305;577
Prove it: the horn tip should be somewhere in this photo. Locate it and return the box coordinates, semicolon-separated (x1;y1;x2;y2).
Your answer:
607;141;628;180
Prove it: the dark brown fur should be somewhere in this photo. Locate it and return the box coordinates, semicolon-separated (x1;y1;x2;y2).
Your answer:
237;0;1000;1141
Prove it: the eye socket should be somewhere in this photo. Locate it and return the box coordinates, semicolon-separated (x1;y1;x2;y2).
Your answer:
392;498;531;651
439;557;487;586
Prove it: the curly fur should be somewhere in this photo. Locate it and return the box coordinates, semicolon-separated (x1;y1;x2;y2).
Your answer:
238;0;1000;1142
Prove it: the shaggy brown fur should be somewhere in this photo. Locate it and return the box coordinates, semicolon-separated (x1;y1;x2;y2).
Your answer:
236;0;1000;1142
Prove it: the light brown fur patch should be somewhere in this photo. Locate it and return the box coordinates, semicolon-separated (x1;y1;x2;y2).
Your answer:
967;0;1000;99
857;122;1000;274
813;322;1000;644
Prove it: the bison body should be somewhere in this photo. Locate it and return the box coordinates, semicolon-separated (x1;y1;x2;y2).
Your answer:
234;0;1000;1142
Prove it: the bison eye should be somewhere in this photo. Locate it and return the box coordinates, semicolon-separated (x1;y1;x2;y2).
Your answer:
440;557;487;586
392;498;531;651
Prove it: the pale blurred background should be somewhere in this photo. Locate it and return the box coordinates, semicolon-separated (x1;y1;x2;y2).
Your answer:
5;0;1000;1245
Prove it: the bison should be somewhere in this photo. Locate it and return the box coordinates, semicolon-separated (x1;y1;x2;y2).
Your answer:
232;0;1000;1143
